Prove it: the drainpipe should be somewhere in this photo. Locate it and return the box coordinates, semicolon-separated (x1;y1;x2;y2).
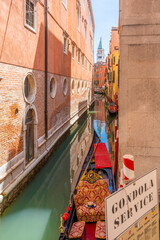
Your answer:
45;0;48;139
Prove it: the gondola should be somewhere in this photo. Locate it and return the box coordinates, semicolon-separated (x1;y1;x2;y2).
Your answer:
59;131;115;240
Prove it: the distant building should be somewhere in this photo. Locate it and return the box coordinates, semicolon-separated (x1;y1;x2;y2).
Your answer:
97;37;106;63
107;27;119;101
94;62;107;88
0;0;94;209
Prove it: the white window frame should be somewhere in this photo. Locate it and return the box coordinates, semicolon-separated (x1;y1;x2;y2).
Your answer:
50;75;57;99
24;0;37;33
64;35;68;55
62;0;67;10
72;44;75;59
23;72;36;104
63;78;68;96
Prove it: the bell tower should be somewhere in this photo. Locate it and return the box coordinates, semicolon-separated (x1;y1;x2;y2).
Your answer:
97;37;105;62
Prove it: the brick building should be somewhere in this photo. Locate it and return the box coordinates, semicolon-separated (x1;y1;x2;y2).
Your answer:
0;0;94;205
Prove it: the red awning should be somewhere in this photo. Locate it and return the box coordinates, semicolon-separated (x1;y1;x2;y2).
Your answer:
94;143;112;169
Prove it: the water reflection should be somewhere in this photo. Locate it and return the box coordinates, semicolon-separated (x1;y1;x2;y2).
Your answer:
93;95;116;168
69;115;93;193
0;114;94;240
0;95;115;240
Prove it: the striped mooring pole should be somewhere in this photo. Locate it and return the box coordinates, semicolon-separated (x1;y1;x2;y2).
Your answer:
123;154;135;185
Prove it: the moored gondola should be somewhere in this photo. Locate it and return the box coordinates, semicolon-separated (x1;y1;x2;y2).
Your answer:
59;131;115;240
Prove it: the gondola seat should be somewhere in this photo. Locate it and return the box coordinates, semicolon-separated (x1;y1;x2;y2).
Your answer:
68;221;85;239
95;221;106;239
73;179;110;222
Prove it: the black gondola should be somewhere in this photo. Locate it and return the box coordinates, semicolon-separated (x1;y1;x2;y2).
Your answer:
59;131;115;240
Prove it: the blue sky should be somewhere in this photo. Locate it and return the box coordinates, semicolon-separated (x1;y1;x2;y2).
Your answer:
91;0;119;62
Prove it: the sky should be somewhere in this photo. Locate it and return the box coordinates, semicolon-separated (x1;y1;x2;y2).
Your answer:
91;0;119;63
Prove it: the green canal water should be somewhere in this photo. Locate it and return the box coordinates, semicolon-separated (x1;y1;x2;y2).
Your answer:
0;96;115;240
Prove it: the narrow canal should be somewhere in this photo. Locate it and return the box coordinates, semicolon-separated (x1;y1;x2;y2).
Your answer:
0;95;116;240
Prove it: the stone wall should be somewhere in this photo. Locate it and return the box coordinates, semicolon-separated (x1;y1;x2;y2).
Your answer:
119;0;160;196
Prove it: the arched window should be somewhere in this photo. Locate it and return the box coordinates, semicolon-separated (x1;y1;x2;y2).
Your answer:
72;79;75;94
77;81;80;94
25;109;34;164
82;81;84;92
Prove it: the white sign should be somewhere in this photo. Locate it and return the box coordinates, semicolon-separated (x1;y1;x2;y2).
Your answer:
105;169;158;240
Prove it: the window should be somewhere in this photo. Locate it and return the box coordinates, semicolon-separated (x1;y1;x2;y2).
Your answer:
62;0;67;9
25;109;34;164
63;78;68;95
113;56;116;64
25;0;36;31
77;81;80;93
50;77;57;98
82;54;84;66
113;71;115;83
64;36;68;55
78;50;80;64
107;73;109;80
77;154;79;166
77;1;80;32
23;73;36;104
71;79;75;94
85;22;87;44
85;59;87;70
72;44;75;59
108;59;110;68
82;81;84;91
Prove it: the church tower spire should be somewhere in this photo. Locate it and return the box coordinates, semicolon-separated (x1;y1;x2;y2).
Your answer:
97;37;105;62
98;37;102;49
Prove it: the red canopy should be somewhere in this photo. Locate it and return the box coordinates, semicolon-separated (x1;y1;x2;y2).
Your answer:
94;143;112;169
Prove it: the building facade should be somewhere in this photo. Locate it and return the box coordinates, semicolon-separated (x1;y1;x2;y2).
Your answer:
0;0;94;206
94;62;107;88
108;49;119;102
119;0;160;197
107;27;119;102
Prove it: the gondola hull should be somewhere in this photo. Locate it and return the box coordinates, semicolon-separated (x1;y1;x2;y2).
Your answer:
59;131;115;240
